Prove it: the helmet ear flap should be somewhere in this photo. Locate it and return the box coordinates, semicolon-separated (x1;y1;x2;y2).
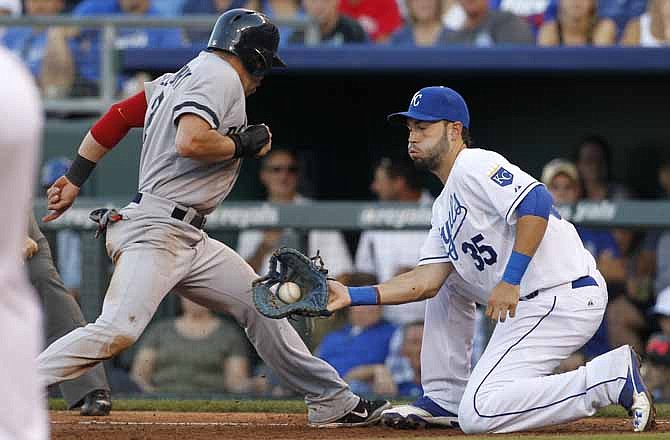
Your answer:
238;47;272;77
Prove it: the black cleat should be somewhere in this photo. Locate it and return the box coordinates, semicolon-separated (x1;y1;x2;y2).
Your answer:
309;397;392;428
79;389;112;416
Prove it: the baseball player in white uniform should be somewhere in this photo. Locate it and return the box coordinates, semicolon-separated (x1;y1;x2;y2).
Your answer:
325;86;655;433
38;9;389;427
0;46;48;440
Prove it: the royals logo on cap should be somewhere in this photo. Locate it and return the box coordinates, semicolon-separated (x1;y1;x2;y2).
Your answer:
387;86;470;128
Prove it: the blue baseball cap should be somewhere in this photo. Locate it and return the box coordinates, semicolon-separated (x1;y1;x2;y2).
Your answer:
387;86;470;128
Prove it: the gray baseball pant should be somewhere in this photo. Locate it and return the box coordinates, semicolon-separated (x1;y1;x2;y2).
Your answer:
27;212;110;408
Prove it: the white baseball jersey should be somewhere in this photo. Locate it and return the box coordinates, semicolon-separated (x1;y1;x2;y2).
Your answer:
418;148;590;302
141;51;247;214
0;46;48;440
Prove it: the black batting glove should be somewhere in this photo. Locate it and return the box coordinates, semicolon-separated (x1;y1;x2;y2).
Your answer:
230;124;270;159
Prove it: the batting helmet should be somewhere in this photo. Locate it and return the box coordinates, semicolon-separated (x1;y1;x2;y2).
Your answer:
207;8;286;77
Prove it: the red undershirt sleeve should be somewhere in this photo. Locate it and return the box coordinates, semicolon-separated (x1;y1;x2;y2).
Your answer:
90;91;148;149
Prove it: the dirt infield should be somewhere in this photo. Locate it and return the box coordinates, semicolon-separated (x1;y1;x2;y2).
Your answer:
49;411;670;439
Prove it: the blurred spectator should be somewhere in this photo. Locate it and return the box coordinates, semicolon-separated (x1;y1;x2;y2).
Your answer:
154;0;189;15
390;0;451;46
338;0;402;41
645;286;670;400
131;297;253;394
70;0;184;96
316;290;397;394
621;0;670;46
542;159;626;289
2;0;76;98
440;0;467;30
574;135;630;201
0;0;20;39
237;148;353;277
380;321;424;397
0;0;19;15
41;157;81;298
181;0;258;45
538;0;617;46
262;0;304;45
542;159;623;359
490;0;557;32
599;0;647;36
608;227;655;353
289;0;367;44
355;157;431;325
444;0;535;46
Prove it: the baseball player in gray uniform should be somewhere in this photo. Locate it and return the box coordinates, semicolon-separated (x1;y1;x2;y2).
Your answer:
38;9;389;427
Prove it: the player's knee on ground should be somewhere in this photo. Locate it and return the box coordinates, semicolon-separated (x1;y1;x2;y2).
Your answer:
458;386;501;434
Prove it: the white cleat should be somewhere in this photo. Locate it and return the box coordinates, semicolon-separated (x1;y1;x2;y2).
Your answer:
618;347;656;432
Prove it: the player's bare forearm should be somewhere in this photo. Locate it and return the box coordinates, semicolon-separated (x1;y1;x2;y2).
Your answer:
379;263;452;303
486;215;548;322
327;262;452;312
43;133;110;222
78;132;111;163
513;215;548;256
175;114;237;162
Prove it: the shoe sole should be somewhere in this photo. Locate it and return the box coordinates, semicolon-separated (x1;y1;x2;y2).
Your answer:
631;349;656;432
381;413;459;429
309;402;393;428
80;402;112;417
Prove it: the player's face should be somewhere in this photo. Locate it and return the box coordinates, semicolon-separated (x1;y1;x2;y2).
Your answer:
406;119;449;171
548;173;579;204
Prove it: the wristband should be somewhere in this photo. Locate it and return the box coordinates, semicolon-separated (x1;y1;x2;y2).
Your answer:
65;154;96;187
348;286;380;306
502;251;532;285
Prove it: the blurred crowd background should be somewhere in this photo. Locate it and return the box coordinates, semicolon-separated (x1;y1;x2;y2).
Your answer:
0;0;668;99
4;0;670;404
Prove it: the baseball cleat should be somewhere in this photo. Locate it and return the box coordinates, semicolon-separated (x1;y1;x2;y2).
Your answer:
309;397;391;428
79;389;112;416
381;396;458;429
618;348;655;432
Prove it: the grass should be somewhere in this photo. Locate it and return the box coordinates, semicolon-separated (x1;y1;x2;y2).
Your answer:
48;398;670;418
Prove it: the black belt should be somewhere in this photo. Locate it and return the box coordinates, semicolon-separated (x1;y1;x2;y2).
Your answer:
520;275;598;301
132;193;207;230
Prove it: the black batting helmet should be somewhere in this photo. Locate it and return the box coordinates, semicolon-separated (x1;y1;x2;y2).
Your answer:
207;8;286;77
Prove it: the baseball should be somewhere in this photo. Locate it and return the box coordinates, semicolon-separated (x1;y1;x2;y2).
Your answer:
277;282;302;304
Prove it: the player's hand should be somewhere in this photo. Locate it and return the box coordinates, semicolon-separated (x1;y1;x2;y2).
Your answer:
255;124;272;158
43;175;80;222
486;281;520;323
326;279;352;313
24;237;39;259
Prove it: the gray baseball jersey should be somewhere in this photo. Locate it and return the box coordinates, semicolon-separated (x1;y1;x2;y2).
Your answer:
140;51;247;214
38;50;361;425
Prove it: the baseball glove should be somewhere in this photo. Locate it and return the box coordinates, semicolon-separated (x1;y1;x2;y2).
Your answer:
252;247;332;319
